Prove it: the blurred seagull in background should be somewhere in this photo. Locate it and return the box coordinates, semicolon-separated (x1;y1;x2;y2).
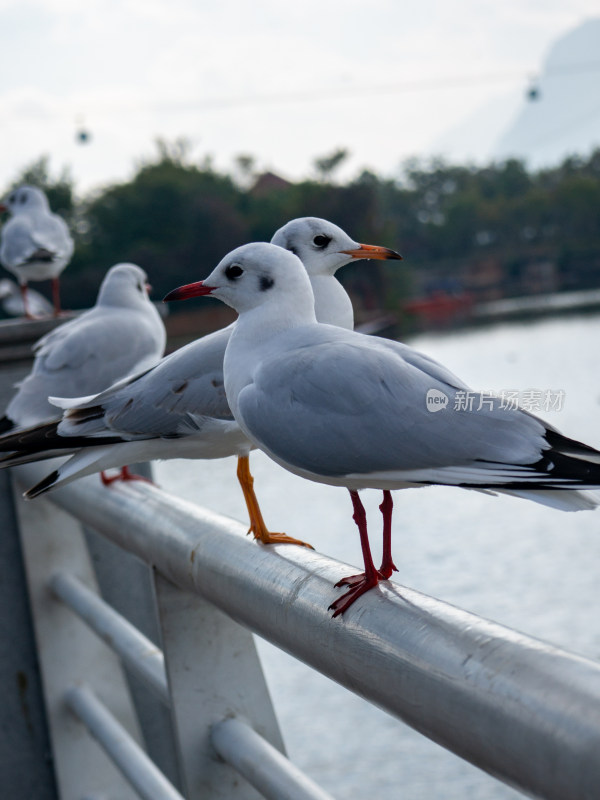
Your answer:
0;278;53;318
0;262;165;452
0;218;401;549
165;242;600;617
0;185;74;318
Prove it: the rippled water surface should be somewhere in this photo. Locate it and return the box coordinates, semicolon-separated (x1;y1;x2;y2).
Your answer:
156;314;600;799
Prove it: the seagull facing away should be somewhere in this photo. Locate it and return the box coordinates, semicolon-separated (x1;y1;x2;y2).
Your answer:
0;262;166;439
0;185;74;318
163;242;600;616
0;218;401;550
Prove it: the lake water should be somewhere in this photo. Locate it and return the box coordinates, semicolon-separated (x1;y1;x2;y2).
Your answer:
155;313;600;800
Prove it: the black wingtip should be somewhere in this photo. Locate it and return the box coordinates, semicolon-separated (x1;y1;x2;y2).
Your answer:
0;416;14;435
25;470;59;499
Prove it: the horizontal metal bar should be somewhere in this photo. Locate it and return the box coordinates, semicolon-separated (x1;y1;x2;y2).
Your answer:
49;571;169;705
15;463;600;800
211;718;334;800
65;684;184;800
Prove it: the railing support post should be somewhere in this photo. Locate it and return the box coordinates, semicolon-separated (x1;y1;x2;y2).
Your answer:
153;572;286;799
11;470;145;799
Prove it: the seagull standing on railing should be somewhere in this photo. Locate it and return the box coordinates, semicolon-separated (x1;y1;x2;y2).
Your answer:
0;263;166;487
0;278;54;318
0;185;74;318
0;218;402;549
162;242;600;616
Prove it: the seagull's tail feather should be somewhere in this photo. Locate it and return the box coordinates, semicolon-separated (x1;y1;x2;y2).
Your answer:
0;421;64;454
0;415;14;435
464;429;600;512
26;469;60;498
25;448;116;498
0;419;123;461
545;428;600;465
499;488;600;512
0;448;71;468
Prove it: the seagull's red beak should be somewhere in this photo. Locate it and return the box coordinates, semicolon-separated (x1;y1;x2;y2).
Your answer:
163;281;216;302
0;204;7;214
339;243;402;261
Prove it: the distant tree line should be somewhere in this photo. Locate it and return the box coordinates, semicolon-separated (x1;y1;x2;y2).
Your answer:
3;144;600;326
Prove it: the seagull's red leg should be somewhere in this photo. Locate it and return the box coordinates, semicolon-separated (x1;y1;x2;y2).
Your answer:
52;277;62;317
100;466;154;486
332;490;397;591
236;454;313;548
329;490;380;617
378;490;398;579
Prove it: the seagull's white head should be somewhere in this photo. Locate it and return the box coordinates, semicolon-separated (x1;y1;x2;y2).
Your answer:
97;263;153;308
0;185;50;216
270;216;401;277
164;242;315;317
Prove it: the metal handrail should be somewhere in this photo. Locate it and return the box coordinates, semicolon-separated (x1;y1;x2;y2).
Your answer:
14;462;600;800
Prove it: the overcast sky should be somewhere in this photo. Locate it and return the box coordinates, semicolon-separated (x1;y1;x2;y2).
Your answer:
1;0;598;195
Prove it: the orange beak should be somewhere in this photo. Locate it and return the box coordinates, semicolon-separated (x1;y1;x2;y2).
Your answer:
339;243;402;261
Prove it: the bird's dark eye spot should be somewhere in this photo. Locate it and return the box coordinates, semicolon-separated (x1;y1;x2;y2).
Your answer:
313;234;331;248
8;194;16;205
260;275;274;292
225;264;243;281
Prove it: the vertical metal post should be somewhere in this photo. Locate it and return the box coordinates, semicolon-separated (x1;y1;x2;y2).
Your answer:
154;572;286;799
0;333;58;798
0;469;58;798
12;471;144;799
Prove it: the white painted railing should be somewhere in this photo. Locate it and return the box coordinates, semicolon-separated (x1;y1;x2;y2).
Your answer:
9;460;600;800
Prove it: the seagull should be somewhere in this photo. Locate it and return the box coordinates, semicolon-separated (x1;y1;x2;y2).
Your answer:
0;218;401;550
0;278;54;318
0;262;166;437
163;242;600;616
0;185;74;318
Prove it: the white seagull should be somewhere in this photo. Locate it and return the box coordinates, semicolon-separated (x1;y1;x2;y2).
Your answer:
0;262;166;439
0;278;54;317
0;185;74;317
0;218;401;549
163;242;600;616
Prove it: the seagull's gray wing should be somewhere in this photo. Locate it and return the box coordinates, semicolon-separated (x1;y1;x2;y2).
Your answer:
56;327;233;440
1;210;73;272
375;338;470;391
31;211;73;260
237;328;547;480
37;304;162;374
6;304;165;427
0;217;40;267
